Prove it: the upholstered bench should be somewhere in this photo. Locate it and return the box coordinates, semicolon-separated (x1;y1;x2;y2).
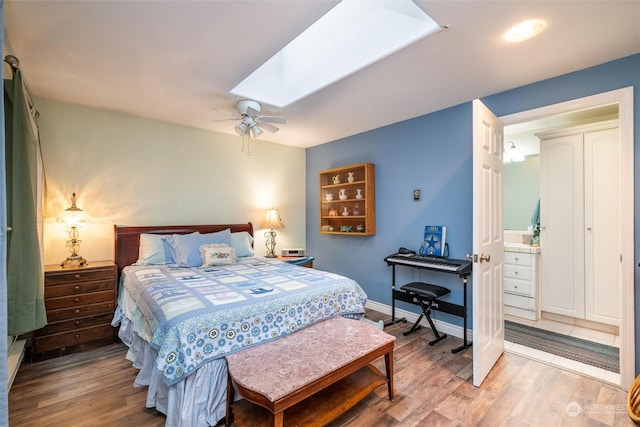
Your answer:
225;316;395;427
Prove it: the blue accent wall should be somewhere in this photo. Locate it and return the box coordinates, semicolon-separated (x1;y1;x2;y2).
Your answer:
306;53;640;372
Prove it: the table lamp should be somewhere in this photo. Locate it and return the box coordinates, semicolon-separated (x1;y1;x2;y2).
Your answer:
61;193;87;268
262;207;285;258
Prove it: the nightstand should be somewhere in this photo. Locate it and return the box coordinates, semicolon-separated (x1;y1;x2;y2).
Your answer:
33;261;117;361
277;256;314;268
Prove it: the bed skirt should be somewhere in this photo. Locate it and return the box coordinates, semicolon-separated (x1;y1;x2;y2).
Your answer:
116;312;363;427
118;316;228;427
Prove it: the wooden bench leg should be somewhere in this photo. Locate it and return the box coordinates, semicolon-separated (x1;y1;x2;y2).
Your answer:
385;350;394;401
270;410;284;427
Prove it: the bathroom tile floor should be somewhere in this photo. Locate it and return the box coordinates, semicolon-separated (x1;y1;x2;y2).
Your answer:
504;314;620;385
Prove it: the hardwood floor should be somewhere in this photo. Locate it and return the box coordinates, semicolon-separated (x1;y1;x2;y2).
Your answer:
10;310;634;426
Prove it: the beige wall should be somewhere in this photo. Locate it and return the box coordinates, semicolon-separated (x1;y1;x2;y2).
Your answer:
36;98;306;265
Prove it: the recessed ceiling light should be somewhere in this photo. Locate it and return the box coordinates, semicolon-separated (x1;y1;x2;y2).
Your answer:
231;0;442;108
504;19;546;42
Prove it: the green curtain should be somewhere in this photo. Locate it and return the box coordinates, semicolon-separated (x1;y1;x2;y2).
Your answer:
4;68;46;335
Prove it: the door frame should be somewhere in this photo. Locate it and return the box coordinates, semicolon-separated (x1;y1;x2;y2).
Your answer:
499;87;634;389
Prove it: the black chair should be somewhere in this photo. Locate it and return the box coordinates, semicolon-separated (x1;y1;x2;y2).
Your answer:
400;281;451;345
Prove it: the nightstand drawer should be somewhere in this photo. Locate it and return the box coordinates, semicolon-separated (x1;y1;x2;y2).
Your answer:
45;301;116;323
45;267;115;286
35;312;114;336
44;290;115;311
44;279;115;298
34;324;115;353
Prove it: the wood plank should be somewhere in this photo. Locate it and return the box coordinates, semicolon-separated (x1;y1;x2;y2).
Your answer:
9;310;635;427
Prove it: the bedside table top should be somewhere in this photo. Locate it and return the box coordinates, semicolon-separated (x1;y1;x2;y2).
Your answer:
45;260;115;273
277;256;314;266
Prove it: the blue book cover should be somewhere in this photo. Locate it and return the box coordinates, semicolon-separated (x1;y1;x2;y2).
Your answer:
420;225;446;257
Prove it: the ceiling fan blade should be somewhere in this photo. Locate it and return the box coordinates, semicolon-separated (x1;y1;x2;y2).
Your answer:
212;107;242;118
256;120;280;133
258;115;286;124
211;118;241;123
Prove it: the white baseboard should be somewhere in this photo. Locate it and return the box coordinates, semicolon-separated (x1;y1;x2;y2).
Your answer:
365;300;473;342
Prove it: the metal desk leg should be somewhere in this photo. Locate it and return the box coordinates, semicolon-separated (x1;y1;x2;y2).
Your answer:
451;276;472;353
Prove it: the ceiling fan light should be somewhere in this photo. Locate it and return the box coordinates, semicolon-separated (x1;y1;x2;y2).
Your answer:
235;121;248;135
250;124;263;138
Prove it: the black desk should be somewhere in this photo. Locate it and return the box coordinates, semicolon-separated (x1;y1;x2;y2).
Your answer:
384;253;472;353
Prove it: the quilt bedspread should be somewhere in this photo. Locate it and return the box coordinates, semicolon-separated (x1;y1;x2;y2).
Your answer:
119;257;367;385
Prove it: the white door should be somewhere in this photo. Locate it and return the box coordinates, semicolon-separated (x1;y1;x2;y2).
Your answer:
539;134;585;318
584;127;620;325
471;100;504;387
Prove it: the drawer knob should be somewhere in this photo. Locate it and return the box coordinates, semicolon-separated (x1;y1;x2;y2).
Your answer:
515;272;518;275
75;320;81;325
75;309;80;314
75;334;80;339
74;297;80;303
74;285;80;291
74;274;81;279
514;257;519;261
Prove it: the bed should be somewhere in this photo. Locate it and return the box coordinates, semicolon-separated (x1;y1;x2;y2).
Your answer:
111;223;368;427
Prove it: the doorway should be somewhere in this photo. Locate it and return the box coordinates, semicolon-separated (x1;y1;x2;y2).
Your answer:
499;87;634;389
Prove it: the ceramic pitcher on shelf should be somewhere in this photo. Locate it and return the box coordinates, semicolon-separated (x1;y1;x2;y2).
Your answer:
355;189;363;199
339;189;347;200
347;172;355;183
332;175;340;184
325;193;334;201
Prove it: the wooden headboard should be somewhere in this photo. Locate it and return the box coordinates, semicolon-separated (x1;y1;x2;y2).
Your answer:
114;222;254;277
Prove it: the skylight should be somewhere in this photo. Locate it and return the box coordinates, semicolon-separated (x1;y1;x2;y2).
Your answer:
231;0;441;108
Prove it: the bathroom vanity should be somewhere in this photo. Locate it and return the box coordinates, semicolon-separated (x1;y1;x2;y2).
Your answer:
504;232;540;321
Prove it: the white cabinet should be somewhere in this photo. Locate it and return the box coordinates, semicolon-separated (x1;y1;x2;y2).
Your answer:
504;250;539;320
538;120;620;326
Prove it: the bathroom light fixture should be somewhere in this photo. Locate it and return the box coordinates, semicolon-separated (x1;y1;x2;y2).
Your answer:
262;208;285;258
504;141;525;162
231;0;443;107
60;193;88;268
504;19;546;42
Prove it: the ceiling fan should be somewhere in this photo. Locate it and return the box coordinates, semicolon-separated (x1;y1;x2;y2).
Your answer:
213;99;286;139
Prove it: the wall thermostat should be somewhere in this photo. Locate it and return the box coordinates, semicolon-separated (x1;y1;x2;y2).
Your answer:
281;248;306;256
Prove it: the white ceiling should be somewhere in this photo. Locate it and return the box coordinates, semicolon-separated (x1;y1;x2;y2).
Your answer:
3;1;640;148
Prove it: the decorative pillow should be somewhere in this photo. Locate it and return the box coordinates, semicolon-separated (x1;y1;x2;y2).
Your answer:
137;233;172;265
165;229;232;267
200;244;236;266
230;231;254;257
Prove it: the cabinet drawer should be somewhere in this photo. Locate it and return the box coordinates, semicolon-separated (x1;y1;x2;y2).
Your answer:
34;312;114;337
44;279;115;298
45;290;115;311
504;277;531;295
504;264;531;280
45;267;115;286
504;252;531;266
504;293;536;311
34;324;115;353
46;301;116;323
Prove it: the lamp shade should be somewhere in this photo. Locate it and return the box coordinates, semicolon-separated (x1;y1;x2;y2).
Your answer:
61;193;86;225
262;208;285;229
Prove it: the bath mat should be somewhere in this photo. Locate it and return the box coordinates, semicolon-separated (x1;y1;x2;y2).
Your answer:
505;320;619;373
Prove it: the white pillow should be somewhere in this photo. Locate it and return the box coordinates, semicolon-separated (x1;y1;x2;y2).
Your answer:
200;243;237;266
230;231;254;257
